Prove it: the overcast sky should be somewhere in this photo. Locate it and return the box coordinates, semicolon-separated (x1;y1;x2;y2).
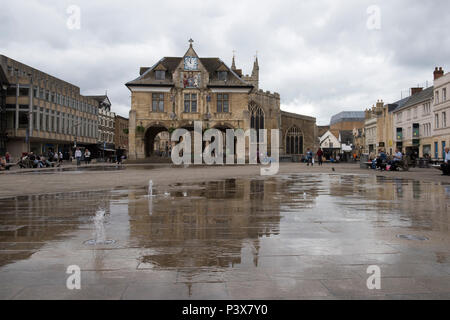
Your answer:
1;0;449;125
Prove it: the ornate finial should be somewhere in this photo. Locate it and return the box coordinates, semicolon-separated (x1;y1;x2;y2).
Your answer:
189;38;194;47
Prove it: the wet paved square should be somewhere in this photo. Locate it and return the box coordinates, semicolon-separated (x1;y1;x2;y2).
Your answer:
0;173;450;299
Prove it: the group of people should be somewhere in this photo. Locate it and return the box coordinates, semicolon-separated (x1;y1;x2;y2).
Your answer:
74;147;126;166
371;148;404;171
17;151;63;169
74;148;91;166
305;148;326;166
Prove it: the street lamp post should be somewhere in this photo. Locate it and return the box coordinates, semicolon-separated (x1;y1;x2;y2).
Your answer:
71;121;81;161
72;121;81;147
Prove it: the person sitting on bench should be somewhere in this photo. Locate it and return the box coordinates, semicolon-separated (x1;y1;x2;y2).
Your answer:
376;149;387;170
441;147;450;176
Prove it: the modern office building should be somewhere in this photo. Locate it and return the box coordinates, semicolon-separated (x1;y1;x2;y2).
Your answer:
0;55;102;160
0;64;8;156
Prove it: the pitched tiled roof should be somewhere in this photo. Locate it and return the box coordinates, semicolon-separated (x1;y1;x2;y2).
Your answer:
386;96;410;112
394;86;434;112
126;57;252;88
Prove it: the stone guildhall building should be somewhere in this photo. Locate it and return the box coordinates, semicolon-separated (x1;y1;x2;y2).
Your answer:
126;40;316;160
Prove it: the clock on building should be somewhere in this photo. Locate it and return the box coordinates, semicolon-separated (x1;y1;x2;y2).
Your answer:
184;56;198;70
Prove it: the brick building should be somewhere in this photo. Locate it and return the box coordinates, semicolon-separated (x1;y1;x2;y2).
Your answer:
114;115;129;152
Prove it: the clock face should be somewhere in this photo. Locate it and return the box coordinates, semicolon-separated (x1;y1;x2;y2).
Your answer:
184;56;198;70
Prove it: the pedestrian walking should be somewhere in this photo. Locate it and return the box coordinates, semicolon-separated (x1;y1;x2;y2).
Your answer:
441;147;450;176
306;148;313;166
84;149;91;165
116;148;123;165
316;148;323;166
58;152;63;164
75;148;82;166
5;152;10;164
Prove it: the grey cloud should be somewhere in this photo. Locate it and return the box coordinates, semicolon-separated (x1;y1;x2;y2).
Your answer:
1;0;449;125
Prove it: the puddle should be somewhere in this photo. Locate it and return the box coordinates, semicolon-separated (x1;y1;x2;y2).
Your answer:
0;173;449;298
3;165;165;175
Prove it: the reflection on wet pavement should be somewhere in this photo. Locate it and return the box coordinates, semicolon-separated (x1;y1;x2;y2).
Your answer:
5;165;176;175
0;174;450;299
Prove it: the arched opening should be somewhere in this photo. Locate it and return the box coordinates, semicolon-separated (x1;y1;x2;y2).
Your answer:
145;125;169;157
285;126;303;155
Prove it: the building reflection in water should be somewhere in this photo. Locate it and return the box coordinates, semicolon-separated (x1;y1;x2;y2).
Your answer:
0;191;114;268
128;179;283;270
1;173;448;297
328;175;449;234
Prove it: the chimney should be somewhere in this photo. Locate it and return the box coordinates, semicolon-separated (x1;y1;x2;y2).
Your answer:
411;87;423;95
434;67;444;80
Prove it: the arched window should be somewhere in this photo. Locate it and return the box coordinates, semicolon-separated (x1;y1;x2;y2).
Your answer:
286;126;303;155
249;103;264;131
249;103;264;146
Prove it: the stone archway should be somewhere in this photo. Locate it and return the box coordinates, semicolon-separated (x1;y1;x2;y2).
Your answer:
144;125;169;157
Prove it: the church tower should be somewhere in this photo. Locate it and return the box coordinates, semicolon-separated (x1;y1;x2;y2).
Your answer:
242;55;259;90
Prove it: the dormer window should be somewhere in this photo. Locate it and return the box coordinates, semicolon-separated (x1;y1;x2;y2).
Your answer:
155;70;165;80
217;71;228;81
